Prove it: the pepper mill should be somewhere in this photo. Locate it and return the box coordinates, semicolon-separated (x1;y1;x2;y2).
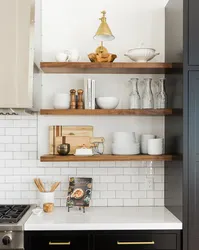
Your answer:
77;89;84;109
70;89;76;109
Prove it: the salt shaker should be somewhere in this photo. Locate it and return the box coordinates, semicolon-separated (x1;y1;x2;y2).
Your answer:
77;89;84;109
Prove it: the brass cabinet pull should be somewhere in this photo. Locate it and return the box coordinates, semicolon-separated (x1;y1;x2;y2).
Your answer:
117;241;155;245
49;241;71;245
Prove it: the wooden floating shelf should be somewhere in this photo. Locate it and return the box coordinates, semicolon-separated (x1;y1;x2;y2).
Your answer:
40;109;182;116
40;154;176;162
40;62;182;74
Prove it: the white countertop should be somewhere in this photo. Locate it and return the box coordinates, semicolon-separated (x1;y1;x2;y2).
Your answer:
25;207;182;231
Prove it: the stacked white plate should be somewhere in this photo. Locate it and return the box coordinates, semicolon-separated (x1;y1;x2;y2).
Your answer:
111;132;140;155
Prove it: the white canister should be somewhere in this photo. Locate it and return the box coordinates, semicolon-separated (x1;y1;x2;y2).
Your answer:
141;134;155;154
53;93;70;109
148;138;164;155
38;192;55;208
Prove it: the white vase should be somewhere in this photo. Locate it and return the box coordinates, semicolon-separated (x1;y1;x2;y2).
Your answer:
157;78;168;108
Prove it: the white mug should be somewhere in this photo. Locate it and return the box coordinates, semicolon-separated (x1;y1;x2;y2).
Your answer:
53;93;70;109
148;138;164;155
141;134;155;154
65;49;80;62
38;192;55;208
55;52;69;62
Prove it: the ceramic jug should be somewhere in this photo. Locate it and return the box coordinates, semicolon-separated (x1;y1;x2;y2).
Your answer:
64;49;80;62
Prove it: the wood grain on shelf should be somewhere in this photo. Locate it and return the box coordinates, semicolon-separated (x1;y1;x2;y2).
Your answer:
40;109;182;116
40;62;177;74
40;154;175;162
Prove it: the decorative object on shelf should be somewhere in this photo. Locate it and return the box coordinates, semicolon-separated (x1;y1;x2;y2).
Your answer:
57;142;70;156
157;78;168;109
64;49;80;62
53;93;70;109
91;137;105;155
112;132;140;155
77;89;84;109
49;125;93;155
84;78;96;109
43;203;54;213
74;144;93;156
141;134;156;154
142;78;154;109
70;89;76;109
88;11;117;63
38;190;55;209
129;78;141;109
67;177;93;211
124;43;160;62
55;52;69;62
96;97;119;109
148;138;164;155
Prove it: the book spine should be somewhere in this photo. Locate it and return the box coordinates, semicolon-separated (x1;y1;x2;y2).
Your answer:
91;79;96;109
87;79;92;109
84;78;88;109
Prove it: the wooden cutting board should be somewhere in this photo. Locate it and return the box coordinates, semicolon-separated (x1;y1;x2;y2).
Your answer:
49;126;93;155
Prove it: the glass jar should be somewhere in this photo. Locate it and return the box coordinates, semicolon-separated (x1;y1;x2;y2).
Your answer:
157;78;168;108
129;78;141;109
142;78;154;109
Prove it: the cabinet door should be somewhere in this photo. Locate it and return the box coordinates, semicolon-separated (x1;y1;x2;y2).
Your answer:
0;0;34;108
25;231;89;250
188;71;199;250
189;0;199;65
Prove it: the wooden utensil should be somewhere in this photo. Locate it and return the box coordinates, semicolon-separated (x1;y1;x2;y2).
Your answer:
38;178;46;192
50;182;60;192
34;178;45;192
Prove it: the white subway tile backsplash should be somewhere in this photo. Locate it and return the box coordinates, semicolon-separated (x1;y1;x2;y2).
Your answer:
6;144;21;152
124;199;139;206
0;136;13;143
108;183;123;191
14;136;29;144
124;183;139;191
14;152;29;160
101;191;115;199
21;128;37;136
93;183;107;191
116;191;131;199
0;168;13;175
93;168;107;175
139;199;154;206
21;144;37;152
132;191;147;198
108;199;123;207
100;176;115;183
108;168;123;175
116;176;131;183
0;116;165;207
6;128;21;136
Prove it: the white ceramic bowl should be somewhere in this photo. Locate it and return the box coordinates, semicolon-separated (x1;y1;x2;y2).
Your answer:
112;132;136;143
53;93;70;109
96;97;119;109
124;48;160;62
112;143;140;155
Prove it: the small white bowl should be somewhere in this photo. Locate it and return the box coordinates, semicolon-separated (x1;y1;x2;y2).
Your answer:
96;97;119;109
32;208;43;216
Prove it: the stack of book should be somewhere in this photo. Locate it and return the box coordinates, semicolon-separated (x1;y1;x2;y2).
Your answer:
84;78;96;109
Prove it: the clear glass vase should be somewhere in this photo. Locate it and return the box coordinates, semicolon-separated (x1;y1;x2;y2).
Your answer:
142;78;154;109
157;78;168;109
129;78;141;109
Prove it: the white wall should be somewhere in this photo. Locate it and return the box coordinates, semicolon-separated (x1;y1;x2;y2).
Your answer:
0;0;167;207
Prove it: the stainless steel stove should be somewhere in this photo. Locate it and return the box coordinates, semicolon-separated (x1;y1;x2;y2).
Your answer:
0;205;34;250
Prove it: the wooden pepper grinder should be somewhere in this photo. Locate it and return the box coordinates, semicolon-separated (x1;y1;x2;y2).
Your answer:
70;89;76;109
77;89;84;109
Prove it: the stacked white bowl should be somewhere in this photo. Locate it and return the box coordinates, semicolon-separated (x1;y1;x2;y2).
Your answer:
112;132;140;155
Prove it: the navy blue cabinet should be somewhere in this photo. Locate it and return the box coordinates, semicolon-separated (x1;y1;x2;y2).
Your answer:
188;0;199;65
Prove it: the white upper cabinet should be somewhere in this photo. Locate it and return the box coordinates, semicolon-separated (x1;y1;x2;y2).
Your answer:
0;0;34;108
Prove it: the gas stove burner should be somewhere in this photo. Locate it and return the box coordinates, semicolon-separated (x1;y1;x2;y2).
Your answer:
0;205;30;224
